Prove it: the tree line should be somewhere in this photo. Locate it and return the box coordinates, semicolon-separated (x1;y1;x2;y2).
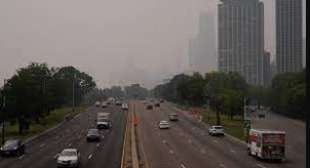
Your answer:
152;70;306;120
0;62;96;133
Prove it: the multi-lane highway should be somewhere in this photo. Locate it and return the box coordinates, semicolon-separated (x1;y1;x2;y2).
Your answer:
0;104;127;168
135;101;304;168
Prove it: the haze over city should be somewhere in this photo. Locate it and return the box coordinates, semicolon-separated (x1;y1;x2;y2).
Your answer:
0;0;306;88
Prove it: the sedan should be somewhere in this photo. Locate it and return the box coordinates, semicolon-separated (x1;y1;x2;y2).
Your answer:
0;139;25;157
57;148;80;168
208;125;224;136
158;120;170;129
86;129;100;142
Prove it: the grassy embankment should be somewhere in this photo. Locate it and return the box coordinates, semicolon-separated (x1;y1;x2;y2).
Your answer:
173;103;244;140
1;106;85;141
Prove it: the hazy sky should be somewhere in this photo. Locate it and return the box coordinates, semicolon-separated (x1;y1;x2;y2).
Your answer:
0;0;306;88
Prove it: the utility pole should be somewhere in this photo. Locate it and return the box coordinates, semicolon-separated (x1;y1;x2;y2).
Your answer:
72;74;76;112
1;79;7;144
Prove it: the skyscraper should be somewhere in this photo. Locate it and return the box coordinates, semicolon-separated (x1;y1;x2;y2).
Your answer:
263;51;271;86
218;0;264;85
189;12;216;74
276;0;303;73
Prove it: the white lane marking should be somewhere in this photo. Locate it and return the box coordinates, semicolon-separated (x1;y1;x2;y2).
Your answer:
213;140;219;143
230;149;236;154
162;140;167;144
219;163;227;168
68;143;72;147
18;155;25;160
88;154;93;160
74;114;81;118
180;164;186;168
256;164;267;168
40;143;45;148
169;149;174;154
188;139;192;144
96;143;100;147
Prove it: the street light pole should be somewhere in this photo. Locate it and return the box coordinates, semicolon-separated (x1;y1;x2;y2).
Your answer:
72;74;76;112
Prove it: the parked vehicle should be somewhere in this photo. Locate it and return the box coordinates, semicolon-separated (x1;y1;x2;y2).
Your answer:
57;148;80;168
247;129;286;161
168;113;178;121
208;126;224;136
101;102;108;108
0;139;25;157
154;102;160;107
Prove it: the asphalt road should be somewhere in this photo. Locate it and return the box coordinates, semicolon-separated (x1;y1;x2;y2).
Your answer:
0;104;127;168
135;101;303;168
251;111;305;168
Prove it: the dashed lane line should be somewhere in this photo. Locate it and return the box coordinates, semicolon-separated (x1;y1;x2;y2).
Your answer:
180;164;186;168
88;154;93;160
256;164;267;168
219;163;227;168
18;155;25;160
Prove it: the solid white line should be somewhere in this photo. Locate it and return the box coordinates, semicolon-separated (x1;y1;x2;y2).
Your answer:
256;164;267;168
88;154;93;160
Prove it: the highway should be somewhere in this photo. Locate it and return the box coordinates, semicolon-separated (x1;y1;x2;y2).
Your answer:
0;104;127;168
135;101;303;168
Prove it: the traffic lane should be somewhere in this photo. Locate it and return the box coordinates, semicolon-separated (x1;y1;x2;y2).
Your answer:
0;105;113;168
251;112;305;168
0;107;95;168
162;103;300;168
1;106;98;168
84;105;127;168
144;105;220;168
135;102;181;168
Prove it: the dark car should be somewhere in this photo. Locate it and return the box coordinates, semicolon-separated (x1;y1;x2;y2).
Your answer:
86;129;101;142
146;104;153;110
155;102;160;107
0;139;25;157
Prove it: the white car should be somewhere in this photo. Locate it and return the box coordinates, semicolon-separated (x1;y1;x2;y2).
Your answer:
208;126;224;136
57;148;80;168
158;120;170;129
95;101;100;107
121;103;128;110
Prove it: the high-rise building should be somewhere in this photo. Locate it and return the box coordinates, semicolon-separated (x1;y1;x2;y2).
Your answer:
218;0;264;85
276;0;303;73
263;51;271;86
189;12;216;74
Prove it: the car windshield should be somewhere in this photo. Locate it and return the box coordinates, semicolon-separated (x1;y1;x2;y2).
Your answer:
61;150;76;156
214;126;223;129
88;129;99;134
3;140;18;148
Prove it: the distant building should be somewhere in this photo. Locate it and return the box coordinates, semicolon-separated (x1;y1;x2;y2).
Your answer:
263;51;271;86
188;12;216;74
276;0;303;73
218;0;265;86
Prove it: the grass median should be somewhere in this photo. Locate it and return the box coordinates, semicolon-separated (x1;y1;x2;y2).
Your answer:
1;106;85;141
202;110;244;140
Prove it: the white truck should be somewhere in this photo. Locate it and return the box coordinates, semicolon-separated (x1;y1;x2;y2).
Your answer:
247;129;286;161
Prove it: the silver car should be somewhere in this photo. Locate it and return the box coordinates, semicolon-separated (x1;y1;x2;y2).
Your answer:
57;148;80;168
